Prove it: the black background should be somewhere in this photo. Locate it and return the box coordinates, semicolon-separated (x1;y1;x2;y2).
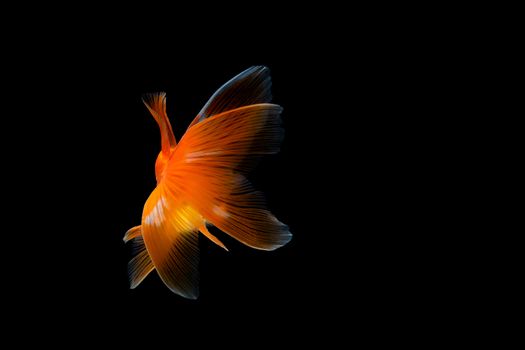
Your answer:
16;50;354;333
1;4;479;344
6;22;425;341
91;61;322;308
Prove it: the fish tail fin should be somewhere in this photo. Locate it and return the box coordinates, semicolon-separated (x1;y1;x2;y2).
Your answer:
166;103;292;251
203;175;292;250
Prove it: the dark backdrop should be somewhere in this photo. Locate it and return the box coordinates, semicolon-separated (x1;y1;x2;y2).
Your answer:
17;51;349;331
8;31;418;342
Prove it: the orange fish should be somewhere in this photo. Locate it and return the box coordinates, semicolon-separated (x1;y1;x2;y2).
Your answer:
123;66;292;299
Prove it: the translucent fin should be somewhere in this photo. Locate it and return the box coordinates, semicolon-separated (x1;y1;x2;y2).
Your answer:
200;176;291;250
173;104;284;174
188;66;272;127
123;225;141;243
163;104;292;251
199;225;228;251
141;185;201;299
143;92;177;154
128;235;155;289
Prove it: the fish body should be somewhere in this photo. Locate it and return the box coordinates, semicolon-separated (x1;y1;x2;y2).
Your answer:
124;66;292;299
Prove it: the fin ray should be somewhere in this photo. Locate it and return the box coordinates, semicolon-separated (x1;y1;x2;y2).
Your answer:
127;235;155;288
188;66;272;127
164;103;292;251
200;225;228;251
123;225;141;243
143;92;177;153
141;185;200;299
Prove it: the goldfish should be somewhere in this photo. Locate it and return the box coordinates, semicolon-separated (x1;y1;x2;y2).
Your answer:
123;66;292;299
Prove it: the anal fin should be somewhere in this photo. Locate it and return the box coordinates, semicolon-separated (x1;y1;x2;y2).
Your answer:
199;225;228;251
